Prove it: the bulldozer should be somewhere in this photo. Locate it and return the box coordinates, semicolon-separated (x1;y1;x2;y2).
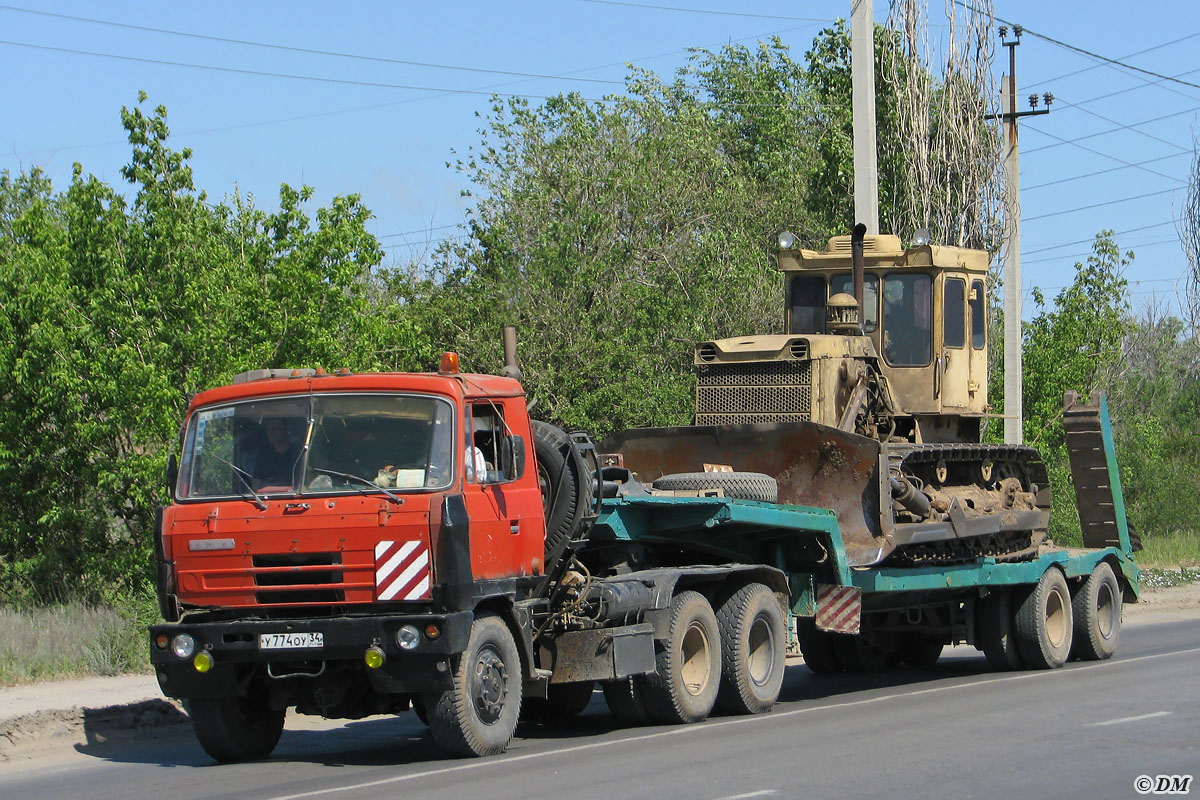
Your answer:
602;225;1054;567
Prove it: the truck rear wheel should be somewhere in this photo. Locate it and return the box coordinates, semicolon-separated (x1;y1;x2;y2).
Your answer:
976;590;1023;670
524;681;596;719
833;635;889;672
651;472;778;503
899;633;944;668
1071;562;1121;661
715;583;786;714
1015;567;1073;669
426;614;522;757
640;591;721;724
186;695;285;763
794;617;841;674
532;421;592;564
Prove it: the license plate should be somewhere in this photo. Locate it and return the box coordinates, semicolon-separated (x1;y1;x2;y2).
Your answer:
258;632;324;650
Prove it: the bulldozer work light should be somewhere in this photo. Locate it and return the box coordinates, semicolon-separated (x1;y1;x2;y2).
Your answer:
364;646;386;669
193;652;214;673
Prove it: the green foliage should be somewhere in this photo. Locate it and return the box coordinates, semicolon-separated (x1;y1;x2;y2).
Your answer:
0;97;397;604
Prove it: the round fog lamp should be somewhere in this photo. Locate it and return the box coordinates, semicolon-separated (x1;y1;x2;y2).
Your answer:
154;633;170;650
364;646;386;669
396;625;421;651
172;633;195;659
193;651;214;673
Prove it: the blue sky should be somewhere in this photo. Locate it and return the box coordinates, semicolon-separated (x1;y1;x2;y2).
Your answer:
1;1;1196;319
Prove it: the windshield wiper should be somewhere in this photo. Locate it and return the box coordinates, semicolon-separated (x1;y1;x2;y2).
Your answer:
313;468;404;505
207;452;268;511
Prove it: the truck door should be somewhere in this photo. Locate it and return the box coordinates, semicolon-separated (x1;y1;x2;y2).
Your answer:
462;400;543;579
940;276;970;409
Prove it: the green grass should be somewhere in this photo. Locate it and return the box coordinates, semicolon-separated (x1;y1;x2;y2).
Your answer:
1136;531;1200;569
0;602;153;686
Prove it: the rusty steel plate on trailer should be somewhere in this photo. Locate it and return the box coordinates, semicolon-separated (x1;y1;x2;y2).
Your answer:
600;422;891;566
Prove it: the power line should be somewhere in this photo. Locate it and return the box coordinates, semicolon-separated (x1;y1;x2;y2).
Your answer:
0;4;626;86
1022;238;1180;265
1022;104;1200;155
1023;221;1178;256
1022;187;1179;222
577;0;830;22
0;39;618;100
379;223;462;240
1024;152;1190;191
1057;99;1190;154
1022;125;1185;185
1025;31;1200;88
953;0;1200;90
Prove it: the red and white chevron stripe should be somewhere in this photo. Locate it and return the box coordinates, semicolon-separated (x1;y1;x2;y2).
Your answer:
375;540;431;601
816;584;861;634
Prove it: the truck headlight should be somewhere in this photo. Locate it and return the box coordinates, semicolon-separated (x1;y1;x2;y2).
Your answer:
172;633;195;659
396;625;420;651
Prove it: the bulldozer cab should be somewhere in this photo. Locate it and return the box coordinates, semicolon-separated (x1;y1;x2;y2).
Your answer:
779;233;990;436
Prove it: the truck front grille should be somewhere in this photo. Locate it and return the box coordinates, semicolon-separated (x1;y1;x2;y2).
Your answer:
252;553;345;605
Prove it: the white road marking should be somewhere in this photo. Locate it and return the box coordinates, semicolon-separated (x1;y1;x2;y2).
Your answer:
713;791;779;800
1090;711;1172;727
266;644;1200;800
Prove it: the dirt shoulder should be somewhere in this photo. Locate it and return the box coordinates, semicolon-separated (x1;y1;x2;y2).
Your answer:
2;585;1197;764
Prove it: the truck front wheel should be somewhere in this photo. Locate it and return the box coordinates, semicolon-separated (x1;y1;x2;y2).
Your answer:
186;695;285;762
426;614;523;757
715;583;786;714
640;590;721;724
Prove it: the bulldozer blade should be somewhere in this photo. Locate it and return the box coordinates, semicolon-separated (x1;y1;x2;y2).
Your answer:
600;422;892;566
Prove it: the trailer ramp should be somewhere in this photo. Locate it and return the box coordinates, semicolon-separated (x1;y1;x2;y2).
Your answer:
1063;391;1139;554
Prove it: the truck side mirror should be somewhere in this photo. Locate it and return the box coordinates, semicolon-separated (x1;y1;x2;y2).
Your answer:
502;435;526;480
166;453;178;496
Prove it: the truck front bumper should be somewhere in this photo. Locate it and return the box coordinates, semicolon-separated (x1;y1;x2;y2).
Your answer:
149;611;473;699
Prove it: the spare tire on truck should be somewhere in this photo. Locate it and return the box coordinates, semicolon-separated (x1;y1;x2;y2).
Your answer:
531;420;594;565
652;472;779;503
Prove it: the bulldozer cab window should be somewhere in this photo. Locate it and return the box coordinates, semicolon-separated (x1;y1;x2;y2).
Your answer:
882;273;932;366
830;273;879;332
971;279;986;349
944;278;966;348
788;275;826;334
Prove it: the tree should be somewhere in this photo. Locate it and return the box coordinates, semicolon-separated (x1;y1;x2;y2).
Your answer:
0;96;398;604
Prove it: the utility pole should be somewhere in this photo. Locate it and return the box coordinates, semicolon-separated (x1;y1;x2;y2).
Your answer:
994;25;1051;445
851;0;879;234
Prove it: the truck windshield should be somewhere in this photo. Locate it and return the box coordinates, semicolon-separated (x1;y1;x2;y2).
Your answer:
177;393;455;500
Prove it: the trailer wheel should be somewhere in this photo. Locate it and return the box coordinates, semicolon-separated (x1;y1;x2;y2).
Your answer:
602;677;651;725
1014;567;1074;669
640;591;722;724
651;472;778;503
1071;562;1122;661
426;614;522;757
794;617;841;674
186;695;285;762
899;633;944;668
976;590;1023;671
715;583;787;714
532;421;592;564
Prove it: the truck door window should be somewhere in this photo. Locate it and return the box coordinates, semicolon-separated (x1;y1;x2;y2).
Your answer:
944;278;966;348
788;276;826;334
882;273;932;366
830;273;879;332
467;403;510;484
971;279;986;349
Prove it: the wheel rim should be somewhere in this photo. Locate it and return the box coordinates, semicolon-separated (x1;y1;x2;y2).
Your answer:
471;644;509;725
679;621;712;696
747;614;776;687
1045;586;1068;649
538;465;552;520
1096;581;1116;639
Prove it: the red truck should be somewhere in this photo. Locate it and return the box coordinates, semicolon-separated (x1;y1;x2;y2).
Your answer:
152;351;1136;761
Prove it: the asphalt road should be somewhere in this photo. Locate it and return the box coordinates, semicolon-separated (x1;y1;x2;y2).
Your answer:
3;617;1197;800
